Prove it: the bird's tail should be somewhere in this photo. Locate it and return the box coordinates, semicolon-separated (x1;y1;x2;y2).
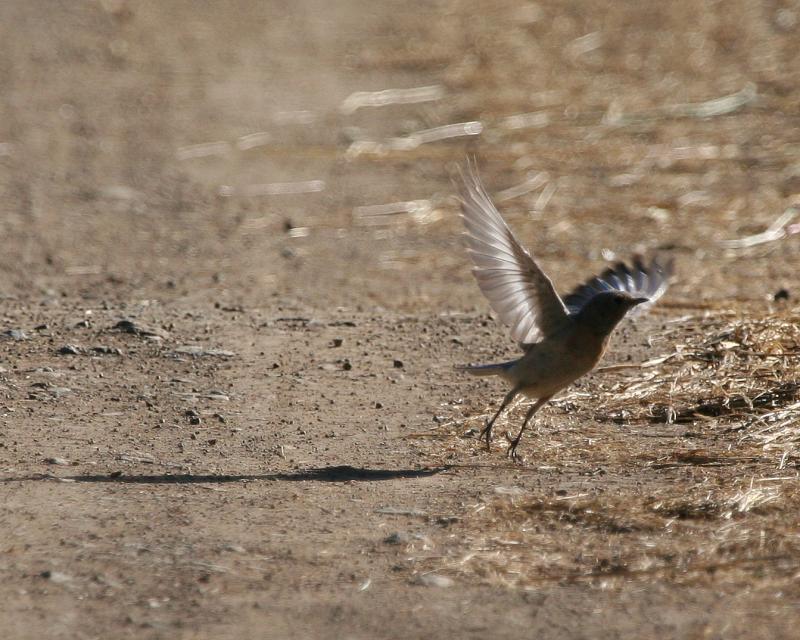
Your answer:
455;360;516;377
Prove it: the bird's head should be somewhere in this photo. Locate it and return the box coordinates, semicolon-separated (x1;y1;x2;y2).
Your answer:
574;291;648;336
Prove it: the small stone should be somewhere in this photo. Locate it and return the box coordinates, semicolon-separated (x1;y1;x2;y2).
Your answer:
774;288;790;301
113;319;140;333
112;319;168;339
331;338;343;348
44;457;70;466
90;346;122;355
3;329;28;341
383;532;410;545
342;359;352;371
393;359;404;368
40;570;72;583
58;344;82;355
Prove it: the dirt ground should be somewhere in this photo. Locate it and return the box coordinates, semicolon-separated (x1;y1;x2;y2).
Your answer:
2;1;800;638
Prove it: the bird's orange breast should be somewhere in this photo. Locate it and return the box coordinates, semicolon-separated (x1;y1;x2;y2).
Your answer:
563;325;609;369
508;324;610;399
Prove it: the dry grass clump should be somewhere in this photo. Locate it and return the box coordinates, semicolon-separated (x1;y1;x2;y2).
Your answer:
595;312;800;455
422;311;800;590
424;479;800;590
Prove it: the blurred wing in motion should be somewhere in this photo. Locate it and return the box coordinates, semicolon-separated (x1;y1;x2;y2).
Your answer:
458;163;570;344
562;255;673;317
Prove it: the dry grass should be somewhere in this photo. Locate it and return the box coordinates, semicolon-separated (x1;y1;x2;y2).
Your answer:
436;480;800;591
417;311;800;591
598;310;800;455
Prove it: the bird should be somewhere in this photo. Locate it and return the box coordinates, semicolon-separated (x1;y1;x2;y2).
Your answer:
456;163;672;459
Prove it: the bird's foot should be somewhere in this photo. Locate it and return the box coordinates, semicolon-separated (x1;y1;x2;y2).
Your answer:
504;430;524;461
478;420;493;451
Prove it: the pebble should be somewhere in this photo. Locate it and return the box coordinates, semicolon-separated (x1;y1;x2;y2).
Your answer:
383;532;411;545
774;288;790;301
3;329;28;341
40;570;72;583
112;319;168;339
90;346;122;355
44;457;70;465
58;344;82;355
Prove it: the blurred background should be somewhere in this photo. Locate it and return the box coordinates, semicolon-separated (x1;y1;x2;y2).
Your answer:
1;0;798;311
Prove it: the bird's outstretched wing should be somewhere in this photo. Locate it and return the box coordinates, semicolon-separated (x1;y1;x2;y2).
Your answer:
458;163;570;344
562;255;673;316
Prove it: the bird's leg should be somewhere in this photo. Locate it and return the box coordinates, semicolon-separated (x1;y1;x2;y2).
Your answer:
506;396;551;460
479;387;518;450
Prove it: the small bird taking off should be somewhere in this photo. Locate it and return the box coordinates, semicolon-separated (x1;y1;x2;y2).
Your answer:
456;163;672;459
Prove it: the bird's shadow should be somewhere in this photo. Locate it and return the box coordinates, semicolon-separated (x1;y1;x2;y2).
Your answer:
0;464;450;485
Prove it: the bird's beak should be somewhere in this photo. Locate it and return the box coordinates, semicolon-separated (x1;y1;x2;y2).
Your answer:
631;297;649;306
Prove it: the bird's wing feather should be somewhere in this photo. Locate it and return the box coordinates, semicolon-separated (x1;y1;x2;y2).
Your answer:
562;255;674;316
458;164;569;344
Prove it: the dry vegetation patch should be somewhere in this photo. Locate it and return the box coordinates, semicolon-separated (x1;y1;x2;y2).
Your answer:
432;478;800;591
419;311;800;591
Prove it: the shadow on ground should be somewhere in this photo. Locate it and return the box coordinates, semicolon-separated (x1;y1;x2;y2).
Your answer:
1;465;450;484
